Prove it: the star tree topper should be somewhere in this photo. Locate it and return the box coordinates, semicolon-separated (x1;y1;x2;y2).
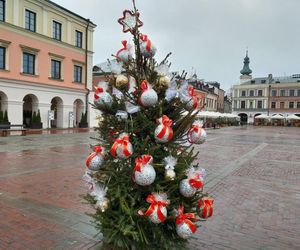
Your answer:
118;10;143;34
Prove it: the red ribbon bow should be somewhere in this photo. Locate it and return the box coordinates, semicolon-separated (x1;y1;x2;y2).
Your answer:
156;115;173;141
116;40;128;60
134;155;152;173
144;194;169;222
94;87;104;100
198;198;214;218
86;146;105;168
140;80;149;92
110;135;131;158
188;86;198;109
189;173;203;189
176;205;197;233
140;34;152;52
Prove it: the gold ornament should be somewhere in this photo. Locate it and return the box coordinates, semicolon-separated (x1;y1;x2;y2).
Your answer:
115;74;129;88
165;169;176;181
159;75;170;88
95;198;109;212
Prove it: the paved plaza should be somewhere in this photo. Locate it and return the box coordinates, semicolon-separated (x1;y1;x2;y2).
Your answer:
0;126;299;250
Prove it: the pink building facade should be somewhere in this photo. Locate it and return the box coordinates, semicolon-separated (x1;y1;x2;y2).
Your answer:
0;0;96;128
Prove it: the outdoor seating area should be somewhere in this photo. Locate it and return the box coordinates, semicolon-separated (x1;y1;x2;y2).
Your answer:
254;114;300;127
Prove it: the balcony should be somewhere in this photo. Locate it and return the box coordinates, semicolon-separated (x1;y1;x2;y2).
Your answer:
233;108;268;112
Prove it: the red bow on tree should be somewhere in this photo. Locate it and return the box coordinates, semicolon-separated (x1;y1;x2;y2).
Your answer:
110;134;131;158
140;34;152;52
94;87;104;100
189;173;203;189
140;80;149;92
116;40;129;60
143;194;169;222
176;205;197;233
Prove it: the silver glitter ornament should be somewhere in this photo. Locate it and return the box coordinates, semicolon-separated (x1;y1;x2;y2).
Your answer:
140;89;158;107
135;164;156;186
176;222;194;239
179;179;196;198
88;155;104;171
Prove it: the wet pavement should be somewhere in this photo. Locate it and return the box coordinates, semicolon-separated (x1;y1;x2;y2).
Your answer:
0;126;300;249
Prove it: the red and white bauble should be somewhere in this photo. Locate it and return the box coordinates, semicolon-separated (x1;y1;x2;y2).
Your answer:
188;121;207;144
94;87;113;108
180;86;198;111
197;197;214;219
179;179;197;198
139;80;158;107
154;115;173;143
85;146;105;171
133;155;156;186
176;205;197;239
139;34;156;58
180;167;205;198
110;133;133;159
116;40;132;62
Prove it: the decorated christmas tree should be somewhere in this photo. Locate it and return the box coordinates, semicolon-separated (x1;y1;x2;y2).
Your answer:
83;2;214;249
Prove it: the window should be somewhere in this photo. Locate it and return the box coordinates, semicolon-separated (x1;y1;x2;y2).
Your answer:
261;80;266;84
75;30;82;48
241;91;246;97
51;59;61;79
53;21;62;40
271;90;277;97
0;46;5;69
249;101;253;109
251;80;255;84
297;102;300;109
74;65;82;83
241;101;246;109
298;89;300;96
280;89;285;96
257;100;262;109
271;102;276;109
249;90;254;96
25;9;36;32
0;0;5;22
23;52;35;74
280;102;284;109
289;102;294;109
289;89;295;97
258;90;263;96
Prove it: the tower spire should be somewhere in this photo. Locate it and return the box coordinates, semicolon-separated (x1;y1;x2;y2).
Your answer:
240;49;252;76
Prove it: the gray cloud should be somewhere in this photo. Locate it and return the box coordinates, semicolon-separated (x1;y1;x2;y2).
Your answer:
53;0;300;91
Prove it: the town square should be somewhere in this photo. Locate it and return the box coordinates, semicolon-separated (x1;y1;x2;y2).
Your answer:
1;0;300;249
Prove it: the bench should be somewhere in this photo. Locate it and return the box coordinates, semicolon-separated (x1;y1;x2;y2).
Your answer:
0;124;27;137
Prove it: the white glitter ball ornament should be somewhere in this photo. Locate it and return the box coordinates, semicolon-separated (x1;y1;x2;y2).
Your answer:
140;34;157;58
94;87;113;108
188;121;207;144
133;155;156;186
179;178;197;198
139;80;158;107
149;206;167;224
86;146;105;171
176;222;194;239
110;133;133;159
154;115;173;143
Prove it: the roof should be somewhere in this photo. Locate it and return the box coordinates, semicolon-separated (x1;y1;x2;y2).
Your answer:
46;0;96;26
241;74;300;85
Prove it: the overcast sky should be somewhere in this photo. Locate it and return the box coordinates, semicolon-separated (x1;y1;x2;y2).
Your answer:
53;0;300;91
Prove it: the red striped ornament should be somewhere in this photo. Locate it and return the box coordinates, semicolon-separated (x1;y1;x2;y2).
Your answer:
197;197;214;219
154;115;173;143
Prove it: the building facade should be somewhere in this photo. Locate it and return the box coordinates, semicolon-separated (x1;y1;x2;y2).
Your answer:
0;0;96;128
232;52;300;123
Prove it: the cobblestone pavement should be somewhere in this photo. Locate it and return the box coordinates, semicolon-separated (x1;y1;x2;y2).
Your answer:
0;126;300;249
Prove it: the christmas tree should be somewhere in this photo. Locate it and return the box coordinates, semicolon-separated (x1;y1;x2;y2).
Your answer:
84;2;214;249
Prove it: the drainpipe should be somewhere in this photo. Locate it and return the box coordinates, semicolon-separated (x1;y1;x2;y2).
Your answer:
85;19;90;121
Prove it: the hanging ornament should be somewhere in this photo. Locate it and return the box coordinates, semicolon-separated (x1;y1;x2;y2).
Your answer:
110;133;133;159
115;110;128;120
165;79;179;102
175;205;197;239
179;167;205;198
94;87;113;108
139;80;158;107
197;197;214;219
179;83;198;111
133;155;156;186
82;170;95;192
91;183;109;212
116;40;132;62
118;10;143;34
155;64;171;89
115;74;129;89
154;115;173;143
138;193;169;224
139;34;157;58
85;146;106;171
188;120;207;144
163;156;177;181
